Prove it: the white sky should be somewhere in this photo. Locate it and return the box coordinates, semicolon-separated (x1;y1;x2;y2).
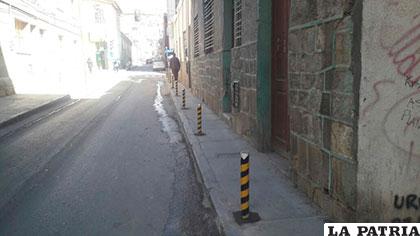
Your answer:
116;0;166;14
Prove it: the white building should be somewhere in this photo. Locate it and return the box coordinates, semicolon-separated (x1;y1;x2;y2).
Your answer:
120;11;164;65
80;0;122;70
0;0;84;95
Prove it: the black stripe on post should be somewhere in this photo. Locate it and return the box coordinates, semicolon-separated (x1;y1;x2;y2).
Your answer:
240;169;249;178
233;152;260;225
241;195;249;204
241;183;249;192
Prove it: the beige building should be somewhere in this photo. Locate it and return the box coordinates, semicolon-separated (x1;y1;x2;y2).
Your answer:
168;0;192;87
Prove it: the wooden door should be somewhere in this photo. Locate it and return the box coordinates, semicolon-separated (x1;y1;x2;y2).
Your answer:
271;0;290;152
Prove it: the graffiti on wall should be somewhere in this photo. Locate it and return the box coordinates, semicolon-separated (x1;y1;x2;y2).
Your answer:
362;3;420;158
392;194;420;222
361;1;420;222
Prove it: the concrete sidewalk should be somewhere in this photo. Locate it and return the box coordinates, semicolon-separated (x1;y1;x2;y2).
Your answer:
168;82;326;236
0;94;70;129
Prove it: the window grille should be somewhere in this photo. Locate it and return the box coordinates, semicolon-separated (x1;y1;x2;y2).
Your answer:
193;15;200;57
94;5;105;24
233;0;242;47
203;0;214;54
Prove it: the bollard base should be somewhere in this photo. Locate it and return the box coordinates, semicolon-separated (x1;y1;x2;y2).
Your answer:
194;132;205;136
233;211;261;225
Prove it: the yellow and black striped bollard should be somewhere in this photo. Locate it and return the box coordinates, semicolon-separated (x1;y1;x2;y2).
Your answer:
240;152;250;219
195;104;205;136
175;80;179;96
233;152;260;225
182;89;187;109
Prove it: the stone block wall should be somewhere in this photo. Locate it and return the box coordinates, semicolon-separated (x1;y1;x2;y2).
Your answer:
288;0;359;221
190;53;224;114
230;42;257;139
189;0;224;114
229;0;259;143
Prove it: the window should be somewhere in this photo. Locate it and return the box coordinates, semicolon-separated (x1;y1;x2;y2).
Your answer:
233;0;242;47
193;15;200;57
94;5;105;24
15;19;28;52
203;0;214;54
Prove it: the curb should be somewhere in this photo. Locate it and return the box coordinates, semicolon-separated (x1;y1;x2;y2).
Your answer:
0;95;71;130
167;82;240;236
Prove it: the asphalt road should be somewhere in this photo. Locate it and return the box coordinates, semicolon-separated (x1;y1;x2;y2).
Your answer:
0;74;220;235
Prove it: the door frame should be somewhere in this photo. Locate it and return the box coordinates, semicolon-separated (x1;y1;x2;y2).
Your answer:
270;0;290;153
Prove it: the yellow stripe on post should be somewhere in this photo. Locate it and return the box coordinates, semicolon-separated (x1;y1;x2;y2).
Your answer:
240;175;249;185
240;189;249;197
240;202;249;210
240;163;249;172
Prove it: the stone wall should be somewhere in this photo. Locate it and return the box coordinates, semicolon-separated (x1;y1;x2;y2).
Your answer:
230;42;257;139
190;53;224;114
358;0;420;222
189;0;224;114
288;0;359;221
229;0;258;142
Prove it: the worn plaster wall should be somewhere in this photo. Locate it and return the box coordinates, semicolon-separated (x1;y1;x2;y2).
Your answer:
0;46;15;97
0;3;15;97
358;0;420;222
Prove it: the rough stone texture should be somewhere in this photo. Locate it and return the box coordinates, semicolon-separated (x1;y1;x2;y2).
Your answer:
289;0;357;221
188;0;259;144
230;42;258;141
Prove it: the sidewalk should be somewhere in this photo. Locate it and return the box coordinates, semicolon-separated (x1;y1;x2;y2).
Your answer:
168;82;326;235
0;94;70;129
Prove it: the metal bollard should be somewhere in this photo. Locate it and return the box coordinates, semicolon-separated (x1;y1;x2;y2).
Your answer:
195;104;205;136
182;89;186;109
175;80;179;96
233;152;260;225
240;152;250;219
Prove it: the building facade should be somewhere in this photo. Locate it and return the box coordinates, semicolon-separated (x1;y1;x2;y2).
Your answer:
120;32;132;69
120;11;164;65
80;0;122;71
0;0;84;95
169;0;420;222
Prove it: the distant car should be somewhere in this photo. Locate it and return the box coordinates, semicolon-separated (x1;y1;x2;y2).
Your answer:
152;61;166;71
146;59;153;64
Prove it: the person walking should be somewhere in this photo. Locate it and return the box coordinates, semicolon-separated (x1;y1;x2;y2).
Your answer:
169;53;181;81
87;58;93;73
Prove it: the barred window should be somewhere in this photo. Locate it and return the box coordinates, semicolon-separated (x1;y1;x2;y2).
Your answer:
233;0;242;47
203;0;214;54
94;5;105;24
193;15;200;57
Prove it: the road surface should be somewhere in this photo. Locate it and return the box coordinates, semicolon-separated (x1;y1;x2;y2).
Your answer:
0;73;220;235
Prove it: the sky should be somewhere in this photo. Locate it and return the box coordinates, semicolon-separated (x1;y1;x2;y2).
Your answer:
116;0;166;14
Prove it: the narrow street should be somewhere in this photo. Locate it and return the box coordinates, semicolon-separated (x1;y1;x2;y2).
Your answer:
0;74;220;235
